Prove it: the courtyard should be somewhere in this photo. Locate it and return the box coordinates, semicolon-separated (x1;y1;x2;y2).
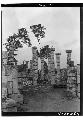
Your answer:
21;87;80;112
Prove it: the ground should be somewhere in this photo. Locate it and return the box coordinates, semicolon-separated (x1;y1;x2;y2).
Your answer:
21;87;80;112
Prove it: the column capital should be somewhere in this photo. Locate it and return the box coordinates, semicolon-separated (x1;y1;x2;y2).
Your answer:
55;53;61;55
51;48;55;51
32;46;37;50
66;50;72;53
77;64;80;66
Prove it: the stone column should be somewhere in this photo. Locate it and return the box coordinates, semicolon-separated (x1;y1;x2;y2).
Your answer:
48;48;55;85
32;46;38;86
66;50;72;69
55;53;61;85
12;66;19;94
26;61;29;71
66;50;72;92
40;56;44;80
67;66;77;97
30;60;33;69
77;64;80;84
66;50;72;90
48;51;51;82
30;60;33;77
77;64;80;98
66;50;77;97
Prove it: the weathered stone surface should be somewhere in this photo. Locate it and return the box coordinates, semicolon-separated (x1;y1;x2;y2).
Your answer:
2;51;8;65
48;48;55;85
77;92;80;98
67;67;77;97
2;106;17;112
2;98;17;112
32;46;38;85
78;84;80;92
66;50;72;68
41;57;44;80
9;93;23;104
7;81;13;95
55;53;61;85
77;64;80;93
2;88;7;99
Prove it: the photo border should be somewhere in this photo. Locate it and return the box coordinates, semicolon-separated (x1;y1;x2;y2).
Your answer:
1;3;82;116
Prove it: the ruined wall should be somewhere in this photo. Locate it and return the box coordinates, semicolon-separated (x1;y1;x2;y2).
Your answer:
2;51;23;112
2;51;8;88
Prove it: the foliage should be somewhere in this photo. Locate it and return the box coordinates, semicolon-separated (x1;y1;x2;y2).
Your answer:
40;45;51;58
4;28;31;65
30;24;46;44
4;24;46;65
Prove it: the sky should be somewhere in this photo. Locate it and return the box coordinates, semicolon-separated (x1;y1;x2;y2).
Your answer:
2;7;80;68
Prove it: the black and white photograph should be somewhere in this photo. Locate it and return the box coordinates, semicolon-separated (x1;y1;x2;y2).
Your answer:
1;4;81;115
